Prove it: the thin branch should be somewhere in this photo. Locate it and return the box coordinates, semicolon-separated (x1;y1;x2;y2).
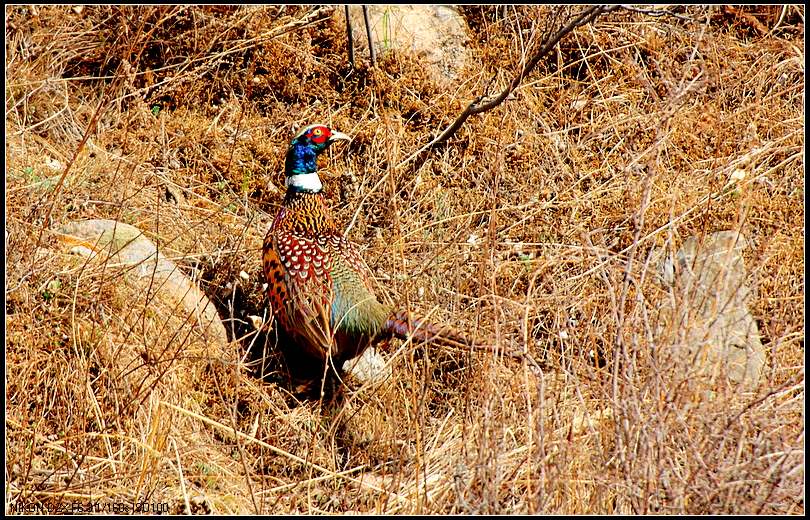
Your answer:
31;77;113;268
345;5;355;70
398;5;620;168
362;5;376;68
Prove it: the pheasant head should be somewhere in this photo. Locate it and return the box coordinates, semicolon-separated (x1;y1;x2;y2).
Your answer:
284;124;351;193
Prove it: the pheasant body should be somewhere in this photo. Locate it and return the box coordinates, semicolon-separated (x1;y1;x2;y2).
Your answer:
263;124;480;370
264;191;391;363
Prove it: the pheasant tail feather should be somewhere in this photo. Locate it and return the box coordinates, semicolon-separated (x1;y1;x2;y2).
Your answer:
383;309;484;349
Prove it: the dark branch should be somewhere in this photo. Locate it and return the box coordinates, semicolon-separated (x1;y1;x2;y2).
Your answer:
362;6;376;68
345;6;355;70
414;5;620;160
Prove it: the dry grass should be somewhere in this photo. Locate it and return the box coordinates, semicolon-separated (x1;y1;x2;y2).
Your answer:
5;5;804;514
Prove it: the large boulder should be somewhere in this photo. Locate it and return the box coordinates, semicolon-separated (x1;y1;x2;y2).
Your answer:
55;219;227;346
342;6;472;81
655;231;766;390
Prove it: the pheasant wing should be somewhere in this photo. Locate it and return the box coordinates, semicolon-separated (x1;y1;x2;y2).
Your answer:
263;231;335;359
327;236;392;351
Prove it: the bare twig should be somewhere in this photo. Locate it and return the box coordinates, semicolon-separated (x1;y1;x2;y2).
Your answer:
30;79;113;269
400;5;619;167
362;6;376;68
345;5;355;70
767;5;790;35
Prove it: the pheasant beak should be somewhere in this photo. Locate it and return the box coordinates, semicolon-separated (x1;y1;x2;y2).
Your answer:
327;130;351;144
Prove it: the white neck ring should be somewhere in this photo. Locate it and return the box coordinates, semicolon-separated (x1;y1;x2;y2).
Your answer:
286;173;322;192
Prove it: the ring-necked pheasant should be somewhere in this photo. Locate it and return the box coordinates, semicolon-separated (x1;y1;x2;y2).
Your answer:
263;124;485;378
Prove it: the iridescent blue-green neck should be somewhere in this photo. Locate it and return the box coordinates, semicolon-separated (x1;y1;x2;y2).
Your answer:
285;141;323;194
285;141;319;176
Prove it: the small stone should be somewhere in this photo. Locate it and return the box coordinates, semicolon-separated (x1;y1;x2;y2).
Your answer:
730;168;746;182
44;156;63;171
248;315;263;330
343;348;390;385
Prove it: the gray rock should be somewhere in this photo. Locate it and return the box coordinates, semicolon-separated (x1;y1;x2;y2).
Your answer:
342;347;391;386
655;231;766;389
56;219;227;346
343;6;472;81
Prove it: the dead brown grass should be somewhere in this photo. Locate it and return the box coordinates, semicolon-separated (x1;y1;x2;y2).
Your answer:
5;5;804;514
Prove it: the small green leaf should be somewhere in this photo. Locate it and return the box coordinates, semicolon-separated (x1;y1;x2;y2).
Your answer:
42;278;62;300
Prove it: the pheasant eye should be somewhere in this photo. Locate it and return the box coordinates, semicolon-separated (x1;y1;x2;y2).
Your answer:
312;128;323;137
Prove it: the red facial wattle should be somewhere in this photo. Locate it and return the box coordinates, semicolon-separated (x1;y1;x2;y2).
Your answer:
308;127;329;145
